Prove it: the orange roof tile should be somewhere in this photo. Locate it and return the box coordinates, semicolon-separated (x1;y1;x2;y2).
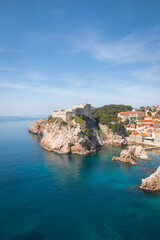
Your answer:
147;129;153;132
140;133;147;136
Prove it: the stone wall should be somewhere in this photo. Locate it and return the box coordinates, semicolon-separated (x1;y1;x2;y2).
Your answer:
52;103;91;121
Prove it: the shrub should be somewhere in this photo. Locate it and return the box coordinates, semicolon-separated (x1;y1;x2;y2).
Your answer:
125;130;131;137
48;117;58;124
60;120;68;126
82;128;93;138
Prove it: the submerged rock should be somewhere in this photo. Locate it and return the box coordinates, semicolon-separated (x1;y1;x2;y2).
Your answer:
112;150;137;165
140;166;160;191
128;145;151;160
99;124;127;147
29;116;103;155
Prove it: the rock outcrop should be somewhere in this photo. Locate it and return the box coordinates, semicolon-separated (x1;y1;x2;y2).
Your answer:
140;166;160;191
112;150;137;165
99;124;127;147
128;145;151;160
29;116;103;155
29;118;47;135
112;145;151;165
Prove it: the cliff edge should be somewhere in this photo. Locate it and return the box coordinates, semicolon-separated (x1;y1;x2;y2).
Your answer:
29;116;103;155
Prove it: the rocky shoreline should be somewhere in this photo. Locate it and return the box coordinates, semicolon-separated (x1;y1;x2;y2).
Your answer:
29;117;160;192
29;116;128;155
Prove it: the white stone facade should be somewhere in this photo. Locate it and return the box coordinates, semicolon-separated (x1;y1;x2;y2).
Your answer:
53;103;91;121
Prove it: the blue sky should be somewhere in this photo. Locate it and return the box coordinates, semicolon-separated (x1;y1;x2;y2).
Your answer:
0;0;160;116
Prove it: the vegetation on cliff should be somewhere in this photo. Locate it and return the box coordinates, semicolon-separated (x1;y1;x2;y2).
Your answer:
91;104;132;136
29;115;103;155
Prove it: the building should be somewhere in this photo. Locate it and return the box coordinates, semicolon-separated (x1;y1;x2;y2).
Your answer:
118;110;145;122
152;131;160;142
52;103;91;121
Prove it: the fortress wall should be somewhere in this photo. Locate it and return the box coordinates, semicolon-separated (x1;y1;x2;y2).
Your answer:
53;110;68;121
53;103;91;122
66;111;76;121
53;109;76;121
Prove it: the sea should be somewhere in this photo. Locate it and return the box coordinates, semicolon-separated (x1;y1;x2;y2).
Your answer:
0;116;160;240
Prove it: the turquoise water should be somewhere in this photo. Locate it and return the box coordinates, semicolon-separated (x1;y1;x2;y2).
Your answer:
0;117;160;240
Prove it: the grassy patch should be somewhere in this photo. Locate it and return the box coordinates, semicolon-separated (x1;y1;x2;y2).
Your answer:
75;116;86;125
48;117;68;126
48;117;58;124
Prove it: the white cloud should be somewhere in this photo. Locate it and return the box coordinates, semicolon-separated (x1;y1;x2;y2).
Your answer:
72;27;160;65
0;80;159;108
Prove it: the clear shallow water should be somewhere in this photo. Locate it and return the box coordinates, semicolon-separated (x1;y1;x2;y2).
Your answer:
0;117;160;240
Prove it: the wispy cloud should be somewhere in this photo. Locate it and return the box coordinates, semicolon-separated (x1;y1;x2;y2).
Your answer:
0;79;159;108
132;65;160;82
0;82;71;95
72;27;160;65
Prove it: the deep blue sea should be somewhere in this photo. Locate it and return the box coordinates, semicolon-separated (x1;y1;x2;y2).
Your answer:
0;117;160;240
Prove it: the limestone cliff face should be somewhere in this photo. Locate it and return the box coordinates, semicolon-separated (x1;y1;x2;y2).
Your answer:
99;124;128;147
140;166;160;191
29;119;48;135
29;116;103;155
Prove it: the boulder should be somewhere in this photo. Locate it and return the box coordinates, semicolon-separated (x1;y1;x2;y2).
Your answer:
112;150;137;165
128;145;151;160
140;166;160;191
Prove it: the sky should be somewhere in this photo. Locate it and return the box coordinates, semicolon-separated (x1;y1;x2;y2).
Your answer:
0;0;160;116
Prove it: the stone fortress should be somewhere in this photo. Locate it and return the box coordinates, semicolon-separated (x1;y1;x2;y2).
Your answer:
52;103;91;121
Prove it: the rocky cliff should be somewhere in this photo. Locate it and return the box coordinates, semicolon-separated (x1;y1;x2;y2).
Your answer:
140;166;160;191
29;116;103;155
99;124;128;147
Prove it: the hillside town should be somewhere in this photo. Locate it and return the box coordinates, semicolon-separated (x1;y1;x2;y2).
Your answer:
118;104;160;146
